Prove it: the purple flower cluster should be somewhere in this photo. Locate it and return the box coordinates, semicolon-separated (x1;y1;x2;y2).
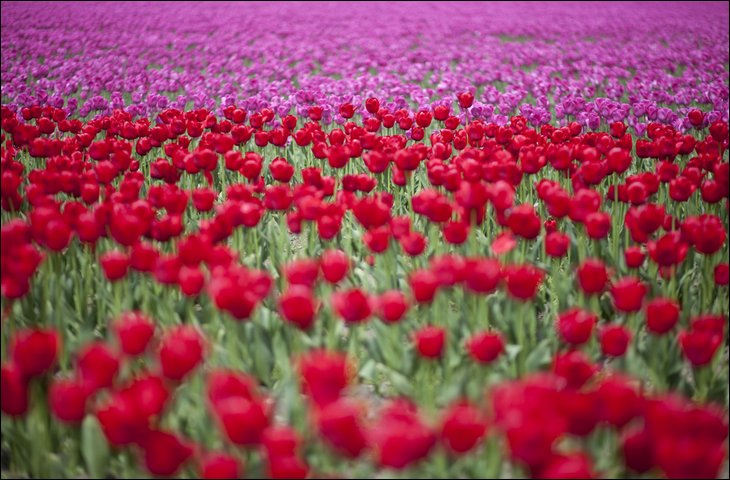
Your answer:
1;1;728;130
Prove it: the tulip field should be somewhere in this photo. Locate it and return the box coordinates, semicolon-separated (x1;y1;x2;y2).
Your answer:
1;2;729;479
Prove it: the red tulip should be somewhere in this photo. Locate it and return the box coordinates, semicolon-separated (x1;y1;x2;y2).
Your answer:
77;342;120;391
363;225;391;253
200;452;241;480
457;92;474;109
207;369;259;410
569;189;601;223
270;158;294;183
679;328;723;367
375;290;409;323
647;232;688;267
559;389;600;437
49;377;89;423
192;187;216;212
267;455;309;479
413;325;446;359
113;311;155;356
409;269;439;303
121;373;170;419
43;220;72;251
557;308;596;346
690;214;726;254
320;249;349;284
426;255;463;288
440;401;487;454
389;215;411;239
130;241;159;272
339;103;355;119
353;196;391;230
508;204;541;239
331;288;372;323
545;232;570;258
214;396;270;445
599;324;631;357
621;428;654;474
399;230;426;256
365;97;380;114
584;211;611;239
178;265;205;296
317;398;368;458
139;430;194;477
491;231;517;255
553;351;598;389
607;146;631;172
1;363;29;416
610;277;647;313
576;258;607;295
595;375;642;428
466;331;504;364
544;218;558;233
264;185;292;211
644;395;727;479
464;258;501;294
443;220;469;244
688;109;704;127
279;285;316;330
158;326;206;381
262;426;301;458
283;258;319;287
100;250;130;281
538;453;596;479
624;246;645;269
298;350;351;407
504;264;543;301
715;263;729;286
370;400;436;469
645;298;679;335
95;392;150;446
500;405;564;472
11;328;59;379
709;119;729;141
433;104;450;121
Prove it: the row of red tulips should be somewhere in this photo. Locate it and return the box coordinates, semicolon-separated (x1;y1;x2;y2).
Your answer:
3;316;727;478
1;97;728;478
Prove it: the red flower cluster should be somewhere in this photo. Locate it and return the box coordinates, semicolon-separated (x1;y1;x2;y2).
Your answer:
2;328;58;416
493;372;728;479
1;96;728;479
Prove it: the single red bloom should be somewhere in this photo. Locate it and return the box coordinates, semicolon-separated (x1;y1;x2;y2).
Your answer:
610;277;647;313
331;288;372;323
466;330;504;364
599;324;631;357
11;328;59;379
440;401;488;454
279;285;317;330
113;311;155;356
413;325;446;359
200;452;241;480
158;326;206;381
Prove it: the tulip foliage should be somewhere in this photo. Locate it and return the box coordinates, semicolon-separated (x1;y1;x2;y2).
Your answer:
1;2;729;479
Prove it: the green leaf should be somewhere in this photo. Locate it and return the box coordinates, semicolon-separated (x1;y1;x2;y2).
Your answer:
524;339;552;372
436;380;462;405
272;329;289;366
81;415;110;478
380;335;402;370
447;352;463;371
379;365;413;396
359;359;376;381
252;329;273;383
505;344;522;360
